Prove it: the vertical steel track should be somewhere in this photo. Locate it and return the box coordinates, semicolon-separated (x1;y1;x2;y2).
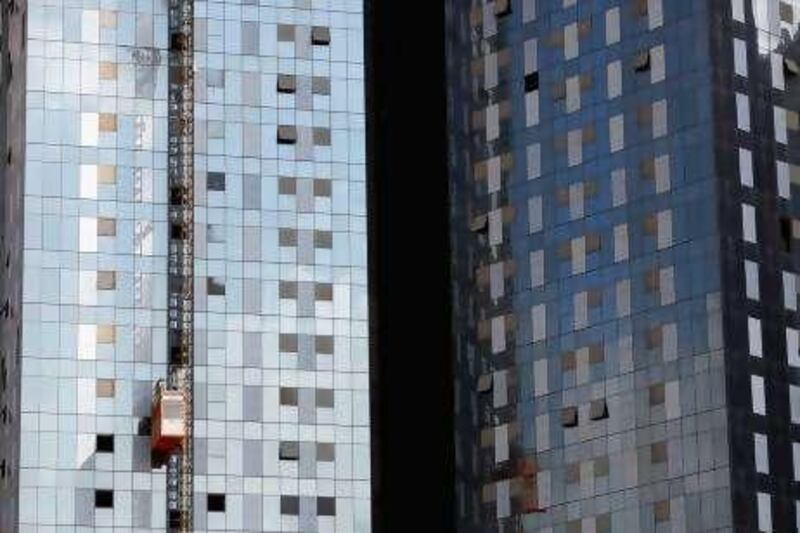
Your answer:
166;0;194;529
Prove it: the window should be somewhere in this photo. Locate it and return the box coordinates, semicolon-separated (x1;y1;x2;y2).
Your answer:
654;500;670;523
98;113;117;132
97;218;116;236
522;0;536;22
207;69;225;88
96;325;116;344
564;22;578;60
281;496;300;515
277;74;296;93
96;379;115;398
524;72;539;92
99;61;117;80
589;399;608;420
651;45;666;84
736;93;751;131
279;228;298;247
278;125;298;144
650;383;665;406
652;100;668;138
740;148;754;187
317;443;335;462
241;21;259;55
531;304;546;342
785;271;797;310
609;114;624;152
634;50;650;72
495;0;511;16
207;493;226;512
752;375;766;415
561;406;578;427
313;128;331;146
280;387;298;406
607;60;622;99
316;388;334;408
745;261;760;300
749;317;763;357
732;0;745;22
530;250;544;288
775;106;788;144
734;38;748;77
279;333;298;352
771;52;785;89
97;271;116;290
311;26;331;45
755;433;769;474
567;128;582;166
96;434;114;453
315;335;333;354
277;24;295;42
792;385;800;423
781;217;794;252
207;224;225;243
528;196;543;234
651;442;668;464
312;77;331;95
742;204;757;243
279;441;300;460
778;161;791;199
207;172;225;191
757;492;772;532
207;277;225;296
565;75;580;113
606;7;620;45
794;442;800;481
317;497;336;516
95;490;113;508
315;283;333;301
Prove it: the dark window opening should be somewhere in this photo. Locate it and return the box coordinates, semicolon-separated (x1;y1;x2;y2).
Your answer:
207;277;226;296
280;441;300;460
207;493;226;512
589;399;608;421
524;72;539;93
561;406;578;427
137;417;151;436
634;50;651;72
316;388;334;408
781;217;793;252
317;497;336;516
280;387;298;406
207;172;226;191
95;490;114;508
281;495;300;515
495;0;511;16
311;26;331;45
277;74;297;93
96;434;114;453
278;125;298;144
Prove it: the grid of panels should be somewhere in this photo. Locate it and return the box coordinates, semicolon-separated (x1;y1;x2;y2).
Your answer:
448;0;731;530
20;0;170;527
191;0;369;531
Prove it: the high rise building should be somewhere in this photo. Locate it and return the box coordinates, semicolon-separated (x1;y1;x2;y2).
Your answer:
447;0;800;531
0;0;370;530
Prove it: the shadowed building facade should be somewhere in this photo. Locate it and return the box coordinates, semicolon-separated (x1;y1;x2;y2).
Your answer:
447;0;800;531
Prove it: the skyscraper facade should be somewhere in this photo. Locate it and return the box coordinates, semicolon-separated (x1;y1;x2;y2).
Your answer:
447;0;800;530
0;0;370;530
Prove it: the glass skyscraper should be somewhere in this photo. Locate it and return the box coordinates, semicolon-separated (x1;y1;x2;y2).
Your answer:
447;0;800;531
0;0;370;530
